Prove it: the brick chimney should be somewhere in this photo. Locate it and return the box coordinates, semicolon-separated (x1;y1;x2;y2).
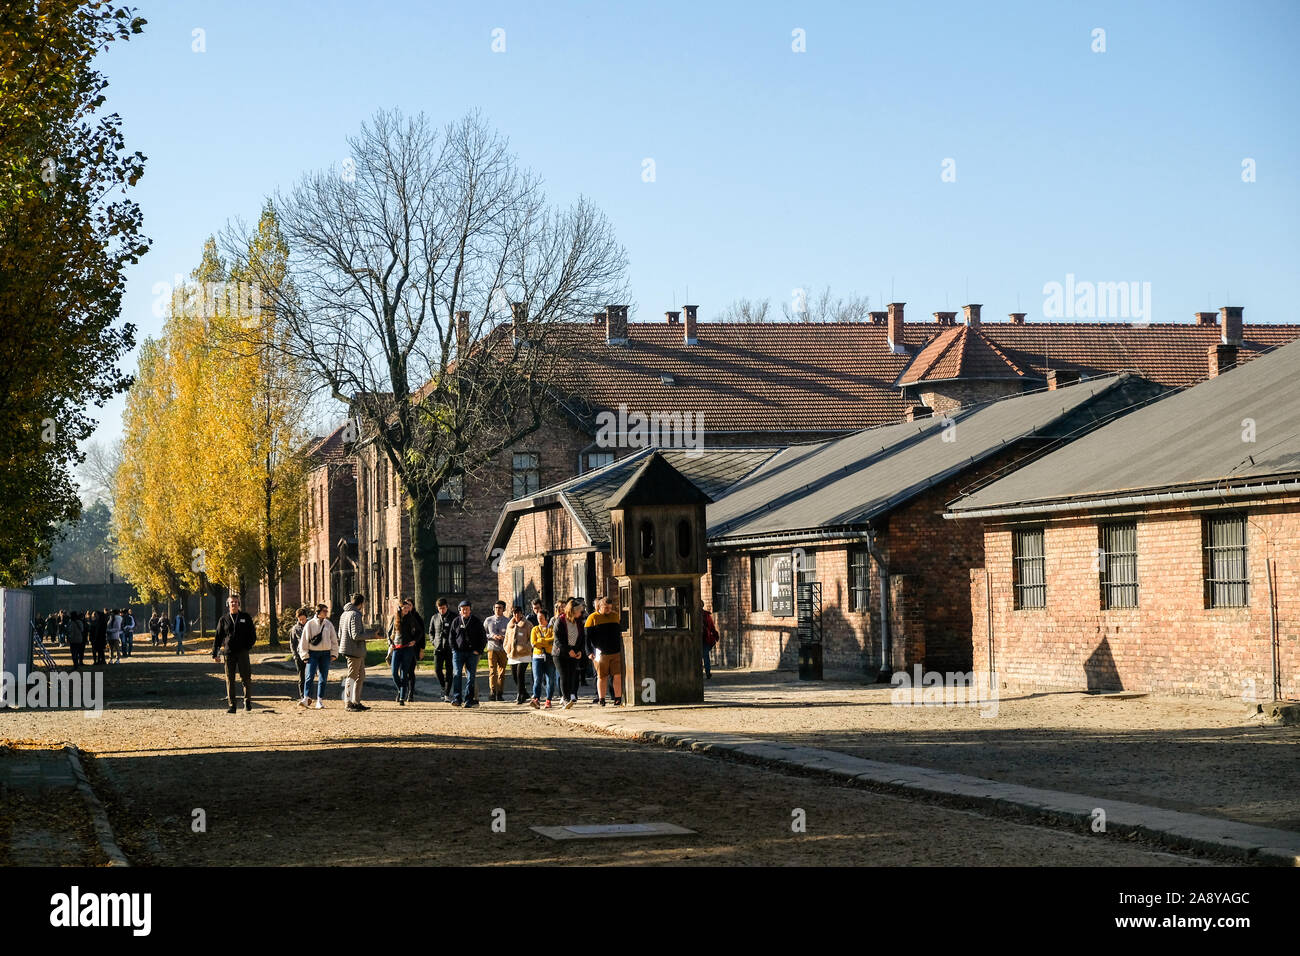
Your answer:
869;311;887;325
1220;306;1243;346
510;302;527;344
1195;311;1217;327
887;302;906;353
1046;369;1080;390
1209;344;1238;377
456;310;469;354
606;304;629;345
1009;312;1026;324
933;311;957;325
666;310;681;325
683;304;698;344
963;303;982;327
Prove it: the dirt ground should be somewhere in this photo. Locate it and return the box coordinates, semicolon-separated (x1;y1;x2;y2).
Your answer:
0;645;1216;866
604;671;1300;831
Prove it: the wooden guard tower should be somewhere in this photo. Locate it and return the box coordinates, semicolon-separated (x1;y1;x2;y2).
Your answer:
606;452;712;706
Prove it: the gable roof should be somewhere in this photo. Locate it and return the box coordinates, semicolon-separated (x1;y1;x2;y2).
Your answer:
946;340;1300;517
605;451;714;508
897;324;1034;385
706;373;1163;543
307;422;354;466
484;445;781;559
977;322;1297;387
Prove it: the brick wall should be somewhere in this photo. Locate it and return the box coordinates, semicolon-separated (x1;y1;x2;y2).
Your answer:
971;500;1300;699
918;380;1025;415
705;544;879;673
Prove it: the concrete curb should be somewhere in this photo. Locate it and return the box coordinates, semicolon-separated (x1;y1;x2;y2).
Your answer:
537;709;1300;867
61;742;129;867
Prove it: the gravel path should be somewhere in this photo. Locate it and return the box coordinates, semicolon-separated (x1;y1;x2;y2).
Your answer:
0;645;1214;866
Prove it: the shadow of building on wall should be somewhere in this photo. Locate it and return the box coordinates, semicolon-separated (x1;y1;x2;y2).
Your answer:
1084;635;1122;692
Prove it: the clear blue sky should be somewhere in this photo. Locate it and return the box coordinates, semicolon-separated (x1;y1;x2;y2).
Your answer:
90;0;1300;446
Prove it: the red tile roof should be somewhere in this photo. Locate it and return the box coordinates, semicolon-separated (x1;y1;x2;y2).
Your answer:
427;317;1300;436
307;422;353;464
978;323;1299;387
898;325;1033;384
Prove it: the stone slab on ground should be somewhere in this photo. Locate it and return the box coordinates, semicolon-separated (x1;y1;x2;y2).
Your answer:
531;822;697;841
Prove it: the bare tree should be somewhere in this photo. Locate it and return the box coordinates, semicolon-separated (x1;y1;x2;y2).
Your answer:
782;286;872;322
715;297;772;323
228;109;628;615
77;438;123;505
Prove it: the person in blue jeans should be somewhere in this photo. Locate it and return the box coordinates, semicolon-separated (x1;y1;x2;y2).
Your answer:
121;608;135;657
299;604;339;709
529;609;557;708
448;600;487;707
388;597;425;705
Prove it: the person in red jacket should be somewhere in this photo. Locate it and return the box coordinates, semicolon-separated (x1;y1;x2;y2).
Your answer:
702;606;719;680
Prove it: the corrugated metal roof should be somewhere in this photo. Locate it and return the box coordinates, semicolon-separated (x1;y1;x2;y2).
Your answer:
948;340;1300;512
707;375;1143;540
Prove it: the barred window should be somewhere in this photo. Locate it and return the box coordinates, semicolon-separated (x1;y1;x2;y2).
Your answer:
1204;514;1248;607
849;548;870;612
512;566;525;612
438;545;466;596
1012;529;1046;609
512;452;540;497
1099;522;1139;609
643;585;689;630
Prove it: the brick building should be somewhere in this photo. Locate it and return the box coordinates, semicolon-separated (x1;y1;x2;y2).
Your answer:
341;301;1299;631
296;424;358;616
490;373;1167;676
948;339;1300;699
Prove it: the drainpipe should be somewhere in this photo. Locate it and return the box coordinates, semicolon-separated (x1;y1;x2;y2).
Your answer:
864;528;892;681
1267;558;1280;701
985;568;995;694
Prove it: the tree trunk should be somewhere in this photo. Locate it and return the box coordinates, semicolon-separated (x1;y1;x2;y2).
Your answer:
409;496;440;622
264;457;280;646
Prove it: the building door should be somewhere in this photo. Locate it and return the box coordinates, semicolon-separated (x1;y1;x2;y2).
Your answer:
541;554;554;612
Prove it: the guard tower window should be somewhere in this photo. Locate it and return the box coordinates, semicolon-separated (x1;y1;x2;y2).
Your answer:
676;519;692;558
639;520;655;559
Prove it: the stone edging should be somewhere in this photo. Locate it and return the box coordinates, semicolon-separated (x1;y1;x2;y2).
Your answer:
538;710;1300;867
61;742;130;867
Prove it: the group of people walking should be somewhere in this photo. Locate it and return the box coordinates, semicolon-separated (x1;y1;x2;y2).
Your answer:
210;588;723;714
259;592;630;713
34;607;188;669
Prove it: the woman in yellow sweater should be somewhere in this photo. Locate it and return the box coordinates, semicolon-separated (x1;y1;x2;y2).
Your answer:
529;610;557;708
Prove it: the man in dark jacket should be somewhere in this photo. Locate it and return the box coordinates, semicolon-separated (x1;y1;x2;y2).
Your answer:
430;597;455;701
289;607;309;700
91;609;108;665
448;600;487;707
213;594;258;713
